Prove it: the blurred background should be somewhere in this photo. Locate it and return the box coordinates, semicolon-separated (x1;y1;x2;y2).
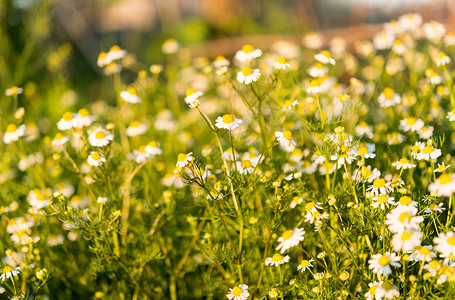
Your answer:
1;0;454;109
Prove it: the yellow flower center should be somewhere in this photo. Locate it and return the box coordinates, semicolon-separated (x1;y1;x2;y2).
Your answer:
242;44;254;53
448;237;455;245
399;196;412;205
321;50;331;58
315;63;324;70
373;178;386;188
36;191;45;201
277;57;287;64
6;124;17;133
177;153;187;162
358;146;368;154
383;88;394;100
359;121;368;128
222;114;234;124
129;121;141;128
215;55;226;62
138;145;147;153
98;52;107;59
63;112;74;121
378;255;391;266
399;212;411;223
186;88;196;96
95;131;107;139
363;168;372;178
91;152;102;160
377;195;388;203
284;100;293;107
412;145;420;153
232;286;243;296
78;108;90;117
422;145;434;154
283;130;293;140
406;118;416;125
241;160;252;169
418;246;431;255
272;253;283;261
310;79;320;87
110;45;121;52
2;266;13;274
312;211;321;218
381;282;394;291
439;174;452;185
369;286;378;295
54;133;64;140
281;230;293;240
399;158;409;164
305;202;315;212
394;40;403;46
401;231;413;241
242;67;253;76
439;52;447;59
430;204;439;210
127;87;137;95
148;141;158;148
300;260;310;268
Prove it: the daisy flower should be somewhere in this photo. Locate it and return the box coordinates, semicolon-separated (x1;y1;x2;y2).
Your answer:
378;88;401;108
314;50;335;65
375;281;400;300
0;266;20;281
74;109;95;128
226;284;249;300
281;99;299;112
371;194;395;210
215;114;242;130
275;130;297;151
423;21;446;41
425;68;442;84
265;253;290;267
434;163;450;173
145;141;162;156
392;39;407;55
435;51;451;66
368;252;401;276
236;159;256;175
434;231;455;258
297;258;314;272
57;112;76;130
236;67;261;84
418;126;434;139
276;228;305;254
126;121;148;137
52;133;69;147
418;142;441;161
234;44;262;62
429;173;455;197
5;86;23;96
176;152;193;168
273;57;291;70
398;13;422;32
355;121;374;139
365;281;380;300
131;146;152;163
410;246;435;262
447;108;455;121
87;152;106;167
213;55;230;68
373;31;394;50
400;117;424;133
392;158;415;170
391;230;423;252
27;189;50;209
161;38;179;54
3;124;26;144
107;45;127;61
306;78;326;94
268;289;279;298
367;178;392;196
384;206;423;233
184;88;202;108
394;195;418;208
88;128;113;147
356;143;375;159
304;209;329;224
425;202;445;214
103;62;122;75
444;32;455;46
120;88;142;104
290;196;303;209
97;52;111;67
307;63;327;77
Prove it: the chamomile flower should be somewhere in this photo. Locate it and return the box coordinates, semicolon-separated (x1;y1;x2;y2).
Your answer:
273;57;291;70
355;121;374;139
365;281;380;300
52;133;69;147
367;178;392;196
372;194;395;210
434;163;450;173
234;44;262;62
434;231;455;258
368;252;401;276
423;21;446;41
215;114;242;130
236;159;256;175
88;128;113;147
0;266;20;281
131;146;152;163
444;32;455;46
410;245;435;262
307;63;327;77
419;142;441;161
176;152;193;168
57;112;76;130
356;143;376;159
5;86;23;96
373;31;394;50
447;108;455;121
418;126;434;139
425;202;445;214
74;109;95;128
184;88;202;108
375;281;400;299
27;189;50;209
236;67;261;84
87;152;106;167
426;68;442;84
3;124;26;144
162;38;179;54
265;253;290;267
226;284;249;300
384;205;423;233
314;50;335;65
281;99;299;112
290;196;303;209
392;40;407;55
297;258;314;272
392;158;415;170
394;195;418;208
107;45;127;61
126;121;148;137
275;130;297;151
145;141;162;156
392;230;423;252
306;79;326;94
400;117;424;133
378;88;401;108
429;173;455;197
120;88;142;104
213;56;230;68
97;52;111;67
398;13;422;32
103;62;122;75
276;228;305;254
304;209;329;225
